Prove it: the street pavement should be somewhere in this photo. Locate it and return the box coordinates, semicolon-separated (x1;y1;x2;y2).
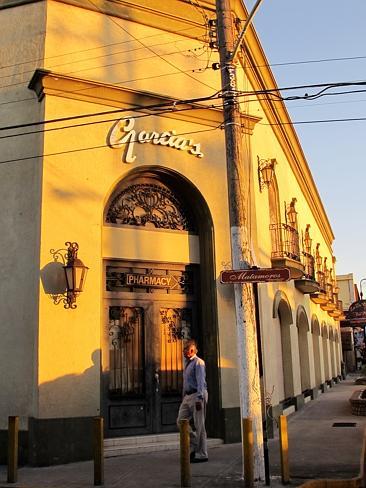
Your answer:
1;376;366;487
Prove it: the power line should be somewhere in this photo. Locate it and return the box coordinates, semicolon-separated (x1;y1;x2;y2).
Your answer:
262;115;366;127
0;26;200;72
0;42;208;84
83;0;217;92
0;103;222;141
2;79;366;137
0;125;221;165
0;90;221;132
1;78;366;134
247;53;366;70
0;63;218;93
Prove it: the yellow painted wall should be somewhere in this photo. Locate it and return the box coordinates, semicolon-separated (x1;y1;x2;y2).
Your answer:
0;1;46;429
0;0;342;426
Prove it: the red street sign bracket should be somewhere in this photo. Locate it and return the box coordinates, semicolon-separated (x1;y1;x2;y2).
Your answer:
220;268;291;284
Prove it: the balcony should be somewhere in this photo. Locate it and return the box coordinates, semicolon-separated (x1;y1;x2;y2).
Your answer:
270;223;304;279
321;283;336;311
295;251;320;294
328;300;344;320
310;270;328;304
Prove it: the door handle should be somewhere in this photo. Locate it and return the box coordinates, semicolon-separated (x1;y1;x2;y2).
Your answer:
154;370;160;393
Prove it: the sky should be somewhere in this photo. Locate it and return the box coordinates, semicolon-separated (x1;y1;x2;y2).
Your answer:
246;0;366;292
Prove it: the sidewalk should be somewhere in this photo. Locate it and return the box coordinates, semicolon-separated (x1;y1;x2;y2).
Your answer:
1;377;365;487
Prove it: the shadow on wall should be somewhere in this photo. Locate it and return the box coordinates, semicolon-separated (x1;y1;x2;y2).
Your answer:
29;350;101;466
38;350;100;418
40;261;66;295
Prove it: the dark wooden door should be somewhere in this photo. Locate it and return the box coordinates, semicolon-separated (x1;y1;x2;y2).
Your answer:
103;299;196;437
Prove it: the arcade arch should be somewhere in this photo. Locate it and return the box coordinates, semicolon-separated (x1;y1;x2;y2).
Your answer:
296;306;311;392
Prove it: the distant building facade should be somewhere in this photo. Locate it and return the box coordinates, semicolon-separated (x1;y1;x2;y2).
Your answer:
0;0;343;465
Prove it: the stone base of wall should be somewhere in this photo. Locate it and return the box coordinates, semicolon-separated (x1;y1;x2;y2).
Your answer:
220;407;241;443
28;417;94;466
0;430;28;466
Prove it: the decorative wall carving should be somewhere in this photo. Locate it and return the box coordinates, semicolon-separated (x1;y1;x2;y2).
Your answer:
106;183;196;232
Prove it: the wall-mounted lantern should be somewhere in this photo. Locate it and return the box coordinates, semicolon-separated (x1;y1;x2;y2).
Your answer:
286;198;298;228
257;157;277;192
315;243;322;272
50;241;89;309
304;224;312;254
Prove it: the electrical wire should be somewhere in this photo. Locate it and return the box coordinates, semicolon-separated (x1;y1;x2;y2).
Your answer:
3;79;366;133
0;90;222;133
0;26;199;72
261;115;366;127
0;124;222;166
0;103;223;141
247;53;366;70
0;42;209;84
83;0;218;92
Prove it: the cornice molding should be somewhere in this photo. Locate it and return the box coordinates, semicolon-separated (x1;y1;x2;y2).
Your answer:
28;69;261;134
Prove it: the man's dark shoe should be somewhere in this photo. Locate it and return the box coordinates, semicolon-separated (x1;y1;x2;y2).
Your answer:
191;457;208;463
190;452;195;462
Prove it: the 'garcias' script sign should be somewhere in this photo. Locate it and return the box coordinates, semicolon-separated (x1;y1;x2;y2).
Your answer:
108;117;204;163
220;268;290;284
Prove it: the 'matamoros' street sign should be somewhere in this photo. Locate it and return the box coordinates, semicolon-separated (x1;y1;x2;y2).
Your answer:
220;268;290;284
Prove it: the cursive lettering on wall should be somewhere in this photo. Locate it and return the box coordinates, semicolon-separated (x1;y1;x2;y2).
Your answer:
108;117;204;163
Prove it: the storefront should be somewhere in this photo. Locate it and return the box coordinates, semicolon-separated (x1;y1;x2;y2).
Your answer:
0;0;343;465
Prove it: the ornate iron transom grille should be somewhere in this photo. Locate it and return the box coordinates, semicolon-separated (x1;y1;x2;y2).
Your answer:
108;306;144;397
160;308;192;395
105;183;196;232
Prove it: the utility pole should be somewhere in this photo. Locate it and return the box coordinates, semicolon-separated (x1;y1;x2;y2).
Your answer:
215;0;265;480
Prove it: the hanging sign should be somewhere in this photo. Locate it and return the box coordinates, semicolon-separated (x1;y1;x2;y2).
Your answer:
220;268;291;284
108;117;204;163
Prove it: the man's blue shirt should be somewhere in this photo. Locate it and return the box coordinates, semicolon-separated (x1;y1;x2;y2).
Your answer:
183;354;207;399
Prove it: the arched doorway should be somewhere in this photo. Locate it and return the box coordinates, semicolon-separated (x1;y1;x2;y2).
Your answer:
329;328;336;379
273;291;296;400
311;316;322;387
296;306;311;392
101;167;219;438
321;323;330;381
334;331;341;376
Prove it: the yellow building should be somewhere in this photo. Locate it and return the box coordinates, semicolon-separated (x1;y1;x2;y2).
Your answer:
0;0;343;465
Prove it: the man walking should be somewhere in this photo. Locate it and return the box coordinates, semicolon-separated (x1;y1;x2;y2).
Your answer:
177;339;208;463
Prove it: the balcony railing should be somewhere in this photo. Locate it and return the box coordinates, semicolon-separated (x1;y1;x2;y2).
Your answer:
270;223;301;261
317;271;325;291
302;251;315;280
326;283;333;302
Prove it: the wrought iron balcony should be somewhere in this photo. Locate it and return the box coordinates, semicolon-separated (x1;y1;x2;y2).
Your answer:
270;223;304;279
294;251;320;294
302;252;315;280
310;270;328;304
316;271;326;292
270;223;300;261
321;283;336;311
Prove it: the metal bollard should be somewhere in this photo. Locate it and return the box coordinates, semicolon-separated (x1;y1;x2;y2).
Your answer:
93;416;104;486
7;416;19;484
242;418;254;488
279;415;290;485
179;419;191;487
